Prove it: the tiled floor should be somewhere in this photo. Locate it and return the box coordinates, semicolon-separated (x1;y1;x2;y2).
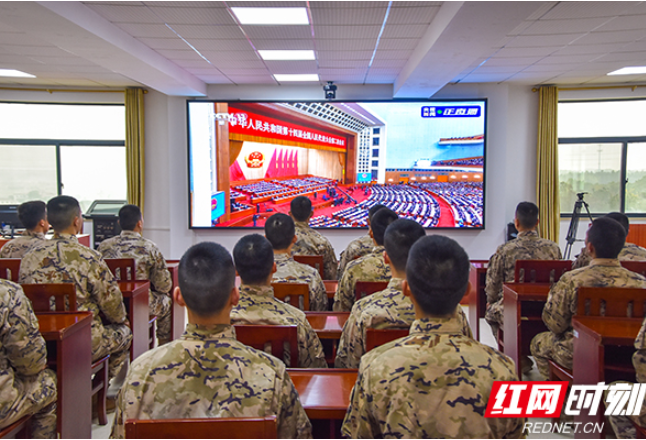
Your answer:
91;308;575;439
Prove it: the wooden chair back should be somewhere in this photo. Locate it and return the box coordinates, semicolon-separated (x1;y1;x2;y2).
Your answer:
621;261;646;277
514;260;571;284
354;281;388;301
271;282;310;311
105;258;136;281
234;325;299;368
0;258;20;283
22;283;77;312
577;286;646;318
293;255;324;279
0;415;30;439
124;416;277;439
366;328;410;352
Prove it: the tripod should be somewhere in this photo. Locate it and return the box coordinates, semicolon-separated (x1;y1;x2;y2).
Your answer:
564;192;593;259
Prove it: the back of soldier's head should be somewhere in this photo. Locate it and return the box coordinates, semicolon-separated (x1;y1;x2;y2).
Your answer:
606;212;629;234
265;213;295;250
18;201;47;230
47;196;80;231
587;217;625;259
368;203;388;222
370;208;399;246
233;234;274;284
384;219;426;272
118;204;142;231
406;235;470;316
515;202;539;229
179;242;235;317
290;196;312;222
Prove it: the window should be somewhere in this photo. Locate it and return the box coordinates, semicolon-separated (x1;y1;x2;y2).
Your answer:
371;170;378;180
372;137;380;146
558;99;646;215
373;127;380;135
0;103;126;212
372;160;379;167
372;149;379;157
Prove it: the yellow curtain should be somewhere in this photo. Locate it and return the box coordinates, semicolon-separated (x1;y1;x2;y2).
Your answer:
124;88;145;208
536;85;560;242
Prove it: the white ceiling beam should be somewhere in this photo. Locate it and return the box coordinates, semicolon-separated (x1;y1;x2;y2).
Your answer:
394;2;551;97
25;1;207;96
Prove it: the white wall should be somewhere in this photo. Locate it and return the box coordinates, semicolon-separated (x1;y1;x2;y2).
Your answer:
143;83;540;260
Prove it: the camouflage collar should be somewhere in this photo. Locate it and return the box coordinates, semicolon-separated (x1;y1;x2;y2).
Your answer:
294;221;310;229
589;258;621;268
120;230;141;237
52;232;78;242
517;230;539;238
387;278;404;291
239;284;274;297
183;323;236;341
273;253;293;263
371;245;386;254
410;315;466;335
23;230;45;239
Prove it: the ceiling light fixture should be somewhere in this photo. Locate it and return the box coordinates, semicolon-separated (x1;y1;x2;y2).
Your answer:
258;50;315;61
0;69;35;78
231;7;309;25
274;74;319;82
608;66;646;75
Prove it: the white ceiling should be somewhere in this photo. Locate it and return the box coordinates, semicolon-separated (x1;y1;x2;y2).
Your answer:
0;1;645;96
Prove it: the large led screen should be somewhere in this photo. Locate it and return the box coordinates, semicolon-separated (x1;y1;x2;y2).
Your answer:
188;100;486;229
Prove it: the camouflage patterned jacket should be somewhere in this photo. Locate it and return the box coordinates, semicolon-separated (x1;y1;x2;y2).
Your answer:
543;259;646;355
98;230;172;296
231;284;327;368
0;231;46;259
341;316;524;439
572;242;646;269
292;221;338;280
110;323;312;439
333;246;391;312
338;234;373;277
19;233;128;352
272;253;327;311
632;320;646;428
0;280;54;423
335;278;473;369
485;230;562;305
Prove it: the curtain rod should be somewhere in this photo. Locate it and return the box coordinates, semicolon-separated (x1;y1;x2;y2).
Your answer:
532;84;646;92
0;86;147;94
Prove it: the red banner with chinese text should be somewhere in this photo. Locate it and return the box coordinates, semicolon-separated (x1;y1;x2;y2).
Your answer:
229;106;347;151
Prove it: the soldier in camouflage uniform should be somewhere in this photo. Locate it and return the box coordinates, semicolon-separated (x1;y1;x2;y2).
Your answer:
19;196;131;379
98;205;173;345
485;202;562;335
265;213;327;311
342;235;525;439
231;234;327;368
110;242;311;439
337;204;388;277
336;219;474;368
289;196;338;280
333;208;398;312
531;217;646;378
0;201;49;259
572;212;646;269
0;280;57;439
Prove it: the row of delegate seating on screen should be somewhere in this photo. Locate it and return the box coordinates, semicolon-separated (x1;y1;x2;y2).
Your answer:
370;186;440;222
417;181;483;195
231;201;253;213
308;215;346;228
432;157;484;166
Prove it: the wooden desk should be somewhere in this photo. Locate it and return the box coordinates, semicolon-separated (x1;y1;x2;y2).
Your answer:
572;316;641;439
502;282;551;377
118;280;150;361
324;280;337;311
305;312;349;340
38;311;93;439
467;260;488;341
288;369;357;420
166;261;185;341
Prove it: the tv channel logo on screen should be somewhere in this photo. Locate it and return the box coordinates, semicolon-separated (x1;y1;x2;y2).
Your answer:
421;106;481;118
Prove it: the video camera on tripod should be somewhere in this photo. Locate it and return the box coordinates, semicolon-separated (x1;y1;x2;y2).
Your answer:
564;192;593;259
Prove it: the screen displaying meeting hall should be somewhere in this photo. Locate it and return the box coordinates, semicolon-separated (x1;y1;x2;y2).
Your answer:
3;1;646;439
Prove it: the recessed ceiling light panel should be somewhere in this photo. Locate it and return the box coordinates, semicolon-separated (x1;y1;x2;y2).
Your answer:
274;74;319;82
258;50;315;61
608;66;646;76
0;69;35;78
232;7;309;25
